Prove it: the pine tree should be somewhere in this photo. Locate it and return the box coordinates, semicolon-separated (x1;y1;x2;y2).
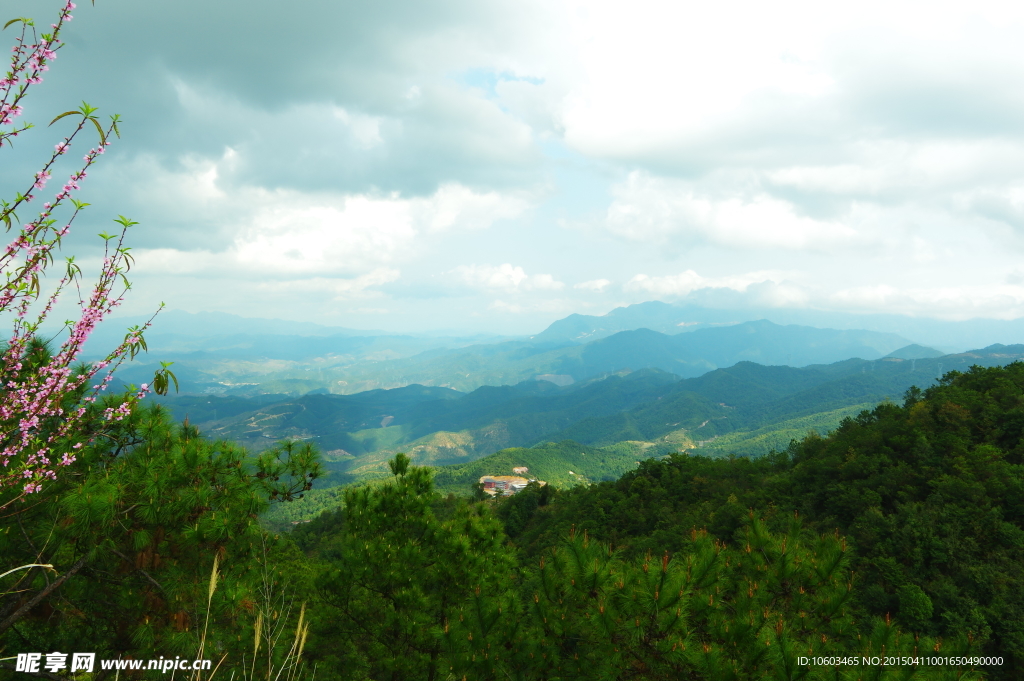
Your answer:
0;401;321;665
312;454;513;680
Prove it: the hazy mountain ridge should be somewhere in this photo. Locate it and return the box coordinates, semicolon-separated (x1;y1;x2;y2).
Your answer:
884;344;944;359
545;321;912;378
119;319;916;397
531;300;1024;351
251;343;1024;527
109;305;1024;504
92;303;1024;396
156;344;1024;500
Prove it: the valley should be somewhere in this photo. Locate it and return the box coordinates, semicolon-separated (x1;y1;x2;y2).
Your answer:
140;341;1024;528
103;304;1024;531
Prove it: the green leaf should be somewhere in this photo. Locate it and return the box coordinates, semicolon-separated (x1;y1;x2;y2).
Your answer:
89;116;106;146
152;363;179;396
125;327;148;355
48;110;81;126
3;18;29;31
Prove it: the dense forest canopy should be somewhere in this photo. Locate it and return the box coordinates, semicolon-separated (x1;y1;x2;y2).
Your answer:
497;363;1024;677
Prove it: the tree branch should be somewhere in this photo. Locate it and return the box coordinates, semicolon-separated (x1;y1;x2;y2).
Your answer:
109;547;167;594
0;553;88;634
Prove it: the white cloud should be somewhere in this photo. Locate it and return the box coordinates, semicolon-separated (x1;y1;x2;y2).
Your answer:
331;107;385;150
457;263;528;289
560;0;837;158
453;263;564;292
417;183;530;232
602;171;863;252
624;271;1024;321
489;299;524;314
828;284;1024;320
574;278;611;292
528;273;565;291
253;270;402;301
952;181;1024;232
120;151;532;284
763;139;1024;207
625;269;795;297
233;197;417;275
23;0;1024;332
558;0;1024;163
488;296;578;316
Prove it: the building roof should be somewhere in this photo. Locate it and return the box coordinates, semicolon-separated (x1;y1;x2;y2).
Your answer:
479;475;529;484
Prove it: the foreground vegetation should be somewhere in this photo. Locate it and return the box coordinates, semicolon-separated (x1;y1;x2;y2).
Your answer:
3;362;1022;679
0;400;321;674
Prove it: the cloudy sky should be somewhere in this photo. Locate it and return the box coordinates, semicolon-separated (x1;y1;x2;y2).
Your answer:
8;0;1024;334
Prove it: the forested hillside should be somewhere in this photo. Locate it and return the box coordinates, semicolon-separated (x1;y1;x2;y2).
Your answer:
203;346;1021;441
265;439;674;527
184;345;1024;499
495;363;1024;677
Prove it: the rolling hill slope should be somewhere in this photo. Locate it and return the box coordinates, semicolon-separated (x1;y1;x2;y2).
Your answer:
197;344;1024;495
258;344;1024;526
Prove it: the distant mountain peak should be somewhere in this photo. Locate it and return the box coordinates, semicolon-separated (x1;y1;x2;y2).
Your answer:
884;344;944;360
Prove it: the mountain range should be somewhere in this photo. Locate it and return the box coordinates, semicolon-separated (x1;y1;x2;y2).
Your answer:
113;318;922;396
254;342;1024;527
154;343;1024;483
531;300;1024;351
91;302;1024;513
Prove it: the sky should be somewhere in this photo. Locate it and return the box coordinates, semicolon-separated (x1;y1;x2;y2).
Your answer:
8;0;1024;335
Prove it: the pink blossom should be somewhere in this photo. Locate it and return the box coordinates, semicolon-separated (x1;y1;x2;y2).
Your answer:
0;0;160;499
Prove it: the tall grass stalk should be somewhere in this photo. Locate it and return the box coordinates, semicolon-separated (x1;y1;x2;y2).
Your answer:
190;541;313;681
0;564;52;581
194;553;219;676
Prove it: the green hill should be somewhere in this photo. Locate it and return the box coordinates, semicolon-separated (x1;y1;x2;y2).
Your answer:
884;343;944;359
189;345;1024;484
696;402;875;458
430;440;673;495
505;362;1024;677
262;439;677;529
